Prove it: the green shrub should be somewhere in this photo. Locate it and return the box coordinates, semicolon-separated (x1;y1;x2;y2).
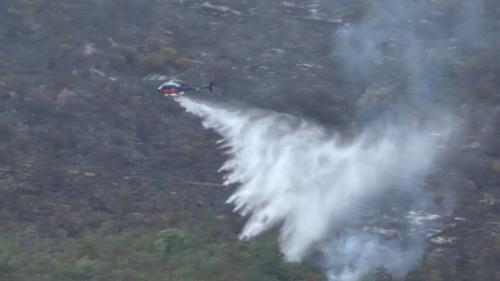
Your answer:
174;57;192;67
108;53;128;70
112;45;138;66
154;227;188;253
0;226;323;281
137;53;167;72
160;47;179;61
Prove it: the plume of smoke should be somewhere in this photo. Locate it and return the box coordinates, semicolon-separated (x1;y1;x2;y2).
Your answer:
333;0;486;117
178;97;452;280
175;1;483;279
320;0;484;279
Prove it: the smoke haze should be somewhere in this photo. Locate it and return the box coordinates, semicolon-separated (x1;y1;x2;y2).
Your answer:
176;0;487;279
178;96;452;280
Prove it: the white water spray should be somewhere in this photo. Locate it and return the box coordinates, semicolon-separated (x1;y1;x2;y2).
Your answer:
177;96;450;279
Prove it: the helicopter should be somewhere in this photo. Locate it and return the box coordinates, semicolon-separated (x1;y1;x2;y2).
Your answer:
158;78;214;97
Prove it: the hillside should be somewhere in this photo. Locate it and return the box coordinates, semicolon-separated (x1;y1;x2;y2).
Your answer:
0;0;499;280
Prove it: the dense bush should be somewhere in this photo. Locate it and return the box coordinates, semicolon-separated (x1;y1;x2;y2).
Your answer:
0;226;322;281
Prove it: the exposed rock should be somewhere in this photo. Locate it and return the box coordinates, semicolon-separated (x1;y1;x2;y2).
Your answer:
430;236;456;245
487;221;500;228
301;9;344;24
358;83;396;107
129;150;147;162
8;91;18;99
261;48;286;58
83;43;98;56
464;180;478;190
470;142;481;150
296;62;323;69
55;88;77;106
142;74;170;81
244;75;259;81
84;172;97;177
282;1;297;8
426;228;444;238
90;67;106;78
107;37;118;47
479;193;498;206
374;227;400;239
362;226;400;239
407;211;441;226
201;2;242;16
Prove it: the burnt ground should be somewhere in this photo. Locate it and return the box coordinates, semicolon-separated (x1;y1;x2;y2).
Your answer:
0;0;499;280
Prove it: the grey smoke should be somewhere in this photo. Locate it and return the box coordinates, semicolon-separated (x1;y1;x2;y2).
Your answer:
321;0;484;279
333;0;486;117
178;96;453;280
176;0;485;280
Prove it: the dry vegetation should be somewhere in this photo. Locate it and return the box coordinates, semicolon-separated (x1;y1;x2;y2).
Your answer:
0;0;499;280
